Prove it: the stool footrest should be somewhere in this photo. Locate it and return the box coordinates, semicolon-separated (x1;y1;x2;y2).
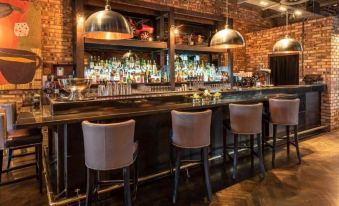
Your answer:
98;179;134;186
0;175;37;186
2;162;36;173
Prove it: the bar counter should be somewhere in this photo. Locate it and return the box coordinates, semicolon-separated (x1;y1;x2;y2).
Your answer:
15;84;325;202
17;84;324;128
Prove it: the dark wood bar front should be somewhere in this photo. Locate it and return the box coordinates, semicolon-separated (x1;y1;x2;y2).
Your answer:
15;84;324;200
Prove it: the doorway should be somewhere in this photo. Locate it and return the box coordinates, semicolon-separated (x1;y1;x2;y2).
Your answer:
269;54;299;86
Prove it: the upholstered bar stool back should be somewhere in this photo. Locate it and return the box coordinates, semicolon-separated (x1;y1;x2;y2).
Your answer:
82;120;136;171
268;98;301;167
269;98;300;126
171;110;212;149
170;110;213;203
82;119;138;206
0;102;16;131
229;103;263;135
0;111;6;152
228;103;265;179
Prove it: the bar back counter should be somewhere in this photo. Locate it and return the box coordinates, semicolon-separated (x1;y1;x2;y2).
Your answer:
16;84;325;204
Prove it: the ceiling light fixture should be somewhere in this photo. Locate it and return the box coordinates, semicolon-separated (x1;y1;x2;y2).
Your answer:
84;0;133;40
294;10;302;16
273;12;303;54
279;6;287;11
260;1;269;6
210;0;245;49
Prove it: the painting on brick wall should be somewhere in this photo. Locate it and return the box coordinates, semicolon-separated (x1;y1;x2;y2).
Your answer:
0;0;41;90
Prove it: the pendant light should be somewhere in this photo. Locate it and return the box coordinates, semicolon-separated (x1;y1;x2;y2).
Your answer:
210;0;245;49
273;12;303;54
122;50;138;60
84;0;133;40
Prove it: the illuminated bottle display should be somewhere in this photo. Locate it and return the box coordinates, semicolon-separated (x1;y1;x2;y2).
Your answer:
85;54;228;84
174;55;229;83
85;56;168;84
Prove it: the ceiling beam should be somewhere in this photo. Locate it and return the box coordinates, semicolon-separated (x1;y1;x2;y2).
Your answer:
320;0;339;7
237;0;248;4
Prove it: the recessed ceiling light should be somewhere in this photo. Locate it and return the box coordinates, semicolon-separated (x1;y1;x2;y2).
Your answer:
279;6;287;11
294;10;302;16
260;1;268;6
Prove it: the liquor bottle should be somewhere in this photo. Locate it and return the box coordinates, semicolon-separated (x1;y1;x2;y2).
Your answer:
89;56;94;69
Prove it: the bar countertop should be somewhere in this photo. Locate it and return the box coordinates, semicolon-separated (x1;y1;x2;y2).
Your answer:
16;84;325;128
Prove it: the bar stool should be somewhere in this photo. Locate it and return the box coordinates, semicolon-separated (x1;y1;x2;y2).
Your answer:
0;102;43;192
269;98;301;168
228;103;265;179
171;110;212;204
82;120;138;206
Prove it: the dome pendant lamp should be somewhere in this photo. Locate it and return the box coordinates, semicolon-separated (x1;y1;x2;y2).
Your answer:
210;0;245;49
84;0;133;40
273;12;303;54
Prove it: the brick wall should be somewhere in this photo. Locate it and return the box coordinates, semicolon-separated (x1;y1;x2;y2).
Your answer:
40;0;73;66
236;17;339;130
236;17;333;74
327;18;339;130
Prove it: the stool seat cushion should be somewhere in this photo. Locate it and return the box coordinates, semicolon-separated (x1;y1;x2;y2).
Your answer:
5;128;42;148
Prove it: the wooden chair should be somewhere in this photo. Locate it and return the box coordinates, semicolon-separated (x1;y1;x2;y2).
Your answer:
0;102;43;193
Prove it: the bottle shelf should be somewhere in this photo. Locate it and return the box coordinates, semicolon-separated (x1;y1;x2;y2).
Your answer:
85;38;168;50
84;38;227;54
175;44;226;53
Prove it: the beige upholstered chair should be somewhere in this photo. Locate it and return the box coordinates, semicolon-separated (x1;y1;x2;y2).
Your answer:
82;120;138;206
0;102;42;192
171;110;212;204
228;103;265;179
269;98;301;167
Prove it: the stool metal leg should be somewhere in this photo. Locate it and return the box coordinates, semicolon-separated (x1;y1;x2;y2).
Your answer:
223;126;227;163
286;126;290;156
272;124;277;168
250;135;254;170
6;148;12;171
262;121;266;153
294;125;302;164
173;148;181;204
38;144;43;193
85;168;95;206
0;149;3;184
232;134;238;179
257;134;265;177
169;144;174;175
34;146;39;179
133;159;138;201
202;147;212;201
93;171;99;203
169;133;174;175
123;167;132;206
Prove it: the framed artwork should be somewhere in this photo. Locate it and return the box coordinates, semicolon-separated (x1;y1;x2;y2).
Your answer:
0;0;41;89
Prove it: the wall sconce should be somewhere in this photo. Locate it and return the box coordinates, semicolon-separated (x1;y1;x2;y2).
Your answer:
171;25;183;36
77;15;85;24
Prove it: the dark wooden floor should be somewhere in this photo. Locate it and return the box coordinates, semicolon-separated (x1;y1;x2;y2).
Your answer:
1;131;339;206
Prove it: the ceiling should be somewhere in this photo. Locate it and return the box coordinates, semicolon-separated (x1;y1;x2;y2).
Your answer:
238;0;339;26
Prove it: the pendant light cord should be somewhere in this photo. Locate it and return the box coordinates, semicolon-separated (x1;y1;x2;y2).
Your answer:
105;0;111;10
226;0;229;26
285;11;289;37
